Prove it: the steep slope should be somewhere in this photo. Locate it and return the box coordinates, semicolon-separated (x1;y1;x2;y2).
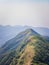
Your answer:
0;25;49;47
33;27;49;41
33;27;49;36
0;28;39;55
0;28;49;65
0;25;27;47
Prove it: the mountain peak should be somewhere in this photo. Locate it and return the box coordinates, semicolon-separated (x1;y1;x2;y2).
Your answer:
26;28;33;31
0;27;49;65
24;28;39;35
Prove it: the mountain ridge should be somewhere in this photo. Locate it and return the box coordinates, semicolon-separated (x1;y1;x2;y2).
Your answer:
0;25;49;47
0;28;49;65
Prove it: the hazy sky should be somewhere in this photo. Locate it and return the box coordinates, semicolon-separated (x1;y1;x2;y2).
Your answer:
0;0;49;28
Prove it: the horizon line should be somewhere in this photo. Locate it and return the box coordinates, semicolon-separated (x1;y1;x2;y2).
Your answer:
0;25;49;29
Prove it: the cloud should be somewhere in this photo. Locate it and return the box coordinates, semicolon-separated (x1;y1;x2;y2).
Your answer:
0;2;49;28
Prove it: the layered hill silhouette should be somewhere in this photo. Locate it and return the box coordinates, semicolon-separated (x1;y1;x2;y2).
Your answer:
0;28;49;65
0;25;49;47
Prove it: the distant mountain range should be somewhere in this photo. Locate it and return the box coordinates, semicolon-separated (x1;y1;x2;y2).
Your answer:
0;28;49;65
0;25;49;47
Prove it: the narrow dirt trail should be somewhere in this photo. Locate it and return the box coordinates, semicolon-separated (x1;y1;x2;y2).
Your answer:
23;45;35;65
17;36;36;65
17;44;35;65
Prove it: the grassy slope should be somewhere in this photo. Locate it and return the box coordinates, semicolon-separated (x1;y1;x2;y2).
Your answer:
0;29;49;65
16;36;49;65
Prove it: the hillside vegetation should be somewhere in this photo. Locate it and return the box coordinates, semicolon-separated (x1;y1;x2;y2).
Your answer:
0;29;49;65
